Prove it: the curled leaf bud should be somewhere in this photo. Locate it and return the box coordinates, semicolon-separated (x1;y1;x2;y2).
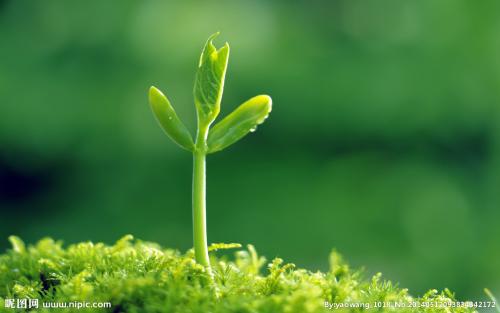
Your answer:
193;33;230;126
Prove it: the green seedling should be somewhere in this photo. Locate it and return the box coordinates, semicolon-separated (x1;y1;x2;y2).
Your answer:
148;33;272;269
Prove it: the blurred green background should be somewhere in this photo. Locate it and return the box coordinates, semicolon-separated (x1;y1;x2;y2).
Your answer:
1;0;499;300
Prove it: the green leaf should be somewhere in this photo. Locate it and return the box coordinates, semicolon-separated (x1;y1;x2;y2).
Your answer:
207;95;272;153
208;243;242;252
193;33;230;125
149;86;194;151
8;236;26;254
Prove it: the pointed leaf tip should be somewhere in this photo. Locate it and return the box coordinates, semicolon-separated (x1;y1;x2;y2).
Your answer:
194;33;230;125
207;95;272;153
148;86;194;151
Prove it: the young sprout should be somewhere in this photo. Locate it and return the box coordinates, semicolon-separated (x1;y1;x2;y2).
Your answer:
148;33;272;268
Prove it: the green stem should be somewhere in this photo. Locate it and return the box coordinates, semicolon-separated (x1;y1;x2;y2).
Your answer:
193;123;210;267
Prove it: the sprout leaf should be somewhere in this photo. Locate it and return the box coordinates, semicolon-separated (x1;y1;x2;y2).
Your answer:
207;95;272;153
193;33;230;125
149;86;194;151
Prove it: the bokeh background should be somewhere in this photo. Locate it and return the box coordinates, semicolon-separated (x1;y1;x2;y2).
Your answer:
1;0;499;301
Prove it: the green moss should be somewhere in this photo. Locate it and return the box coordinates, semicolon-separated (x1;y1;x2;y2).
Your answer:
0;236;476;313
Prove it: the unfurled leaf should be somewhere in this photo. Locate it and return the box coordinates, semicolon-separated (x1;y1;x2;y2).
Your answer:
193;33;230;125
207;95;272;153
149;86;194;151
208;243;242;252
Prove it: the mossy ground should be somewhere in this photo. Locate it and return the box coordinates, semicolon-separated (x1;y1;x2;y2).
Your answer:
0;235;478;313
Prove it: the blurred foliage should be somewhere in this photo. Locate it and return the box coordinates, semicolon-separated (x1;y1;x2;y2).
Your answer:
0;0;499;300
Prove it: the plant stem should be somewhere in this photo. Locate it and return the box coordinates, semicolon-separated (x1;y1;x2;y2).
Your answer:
193;123;210;267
